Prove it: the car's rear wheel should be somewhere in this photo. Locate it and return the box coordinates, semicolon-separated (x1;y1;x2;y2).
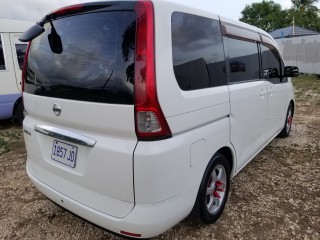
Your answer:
190;153;230;224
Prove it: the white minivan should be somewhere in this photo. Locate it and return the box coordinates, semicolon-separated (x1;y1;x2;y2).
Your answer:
21;0;298;238
0;19;32;123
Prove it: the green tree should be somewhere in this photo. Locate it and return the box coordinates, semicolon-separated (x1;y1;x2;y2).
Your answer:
240;0;320;32
291;0;319;11
286;5;320;31
240;1;288;32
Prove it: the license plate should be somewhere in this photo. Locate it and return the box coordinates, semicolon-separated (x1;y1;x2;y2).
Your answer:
51;140;78;168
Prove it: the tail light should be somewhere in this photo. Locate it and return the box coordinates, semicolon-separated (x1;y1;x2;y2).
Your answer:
21;42;31;93
134;0;172;141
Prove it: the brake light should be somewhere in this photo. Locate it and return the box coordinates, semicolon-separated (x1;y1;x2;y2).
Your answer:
134;0;172;141
53;4;84;16
21;41;31;93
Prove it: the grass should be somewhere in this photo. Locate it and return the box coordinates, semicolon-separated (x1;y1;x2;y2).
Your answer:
0;122;24;154
0;139;10;154
292;75;320;101
292;75;320;94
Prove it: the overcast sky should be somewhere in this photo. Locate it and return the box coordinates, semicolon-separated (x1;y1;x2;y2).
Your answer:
1;0;320;22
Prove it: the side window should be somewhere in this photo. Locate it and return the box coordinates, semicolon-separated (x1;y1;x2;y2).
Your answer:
261;44;284;83
225;37;260;83
15;44;28;70
0;34;6;70
171;12;226;91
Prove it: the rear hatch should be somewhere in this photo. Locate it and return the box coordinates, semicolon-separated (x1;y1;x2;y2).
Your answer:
23;2;137;218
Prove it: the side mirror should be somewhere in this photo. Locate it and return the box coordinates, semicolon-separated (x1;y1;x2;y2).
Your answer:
264;68;279;79
284;66;299;77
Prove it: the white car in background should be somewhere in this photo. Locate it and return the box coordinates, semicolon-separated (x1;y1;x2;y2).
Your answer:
0;19;32;123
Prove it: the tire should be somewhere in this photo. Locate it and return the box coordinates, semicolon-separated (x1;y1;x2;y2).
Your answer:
15;101;24;125
189;153;230;224
278;103;293;138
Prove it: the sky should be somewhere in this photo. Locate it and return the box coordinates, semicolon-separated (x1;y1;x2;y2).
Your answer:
1;0;320;23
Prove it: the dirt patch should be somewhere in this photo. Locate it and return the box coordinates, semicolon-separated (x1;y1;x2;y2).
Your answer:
0;76;319;240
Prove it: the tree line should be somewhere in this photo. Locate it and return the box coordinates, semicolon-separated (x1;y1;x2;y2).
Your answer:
240;0;320;32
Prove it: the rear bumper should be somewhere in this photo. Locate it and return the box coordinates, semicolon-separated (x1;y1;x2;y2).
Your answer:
27;159;196;238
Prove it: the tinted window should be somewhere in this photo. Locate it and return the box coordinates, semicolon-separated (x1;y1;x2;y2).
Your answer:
261;44;286;83
172;12;226;91
0;35;5;70
15;44;27;70
226;38;259;83
26;11;136;104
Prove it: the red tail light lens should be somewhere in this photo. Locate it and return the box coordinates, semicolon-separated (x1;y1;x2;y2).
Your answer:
21;42;31;93
134;0;172;141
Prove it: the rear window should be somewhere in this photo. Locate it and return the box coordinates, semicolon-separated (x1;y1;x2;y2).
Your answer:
25;11;136;104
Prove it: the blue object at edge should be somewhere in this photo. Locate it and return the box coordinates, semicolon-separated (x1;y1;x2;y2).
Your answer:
0;93;21;119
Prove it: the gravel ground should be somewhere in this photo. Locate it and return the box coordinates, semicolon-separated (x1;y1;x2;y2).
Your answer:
0;77;319;240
